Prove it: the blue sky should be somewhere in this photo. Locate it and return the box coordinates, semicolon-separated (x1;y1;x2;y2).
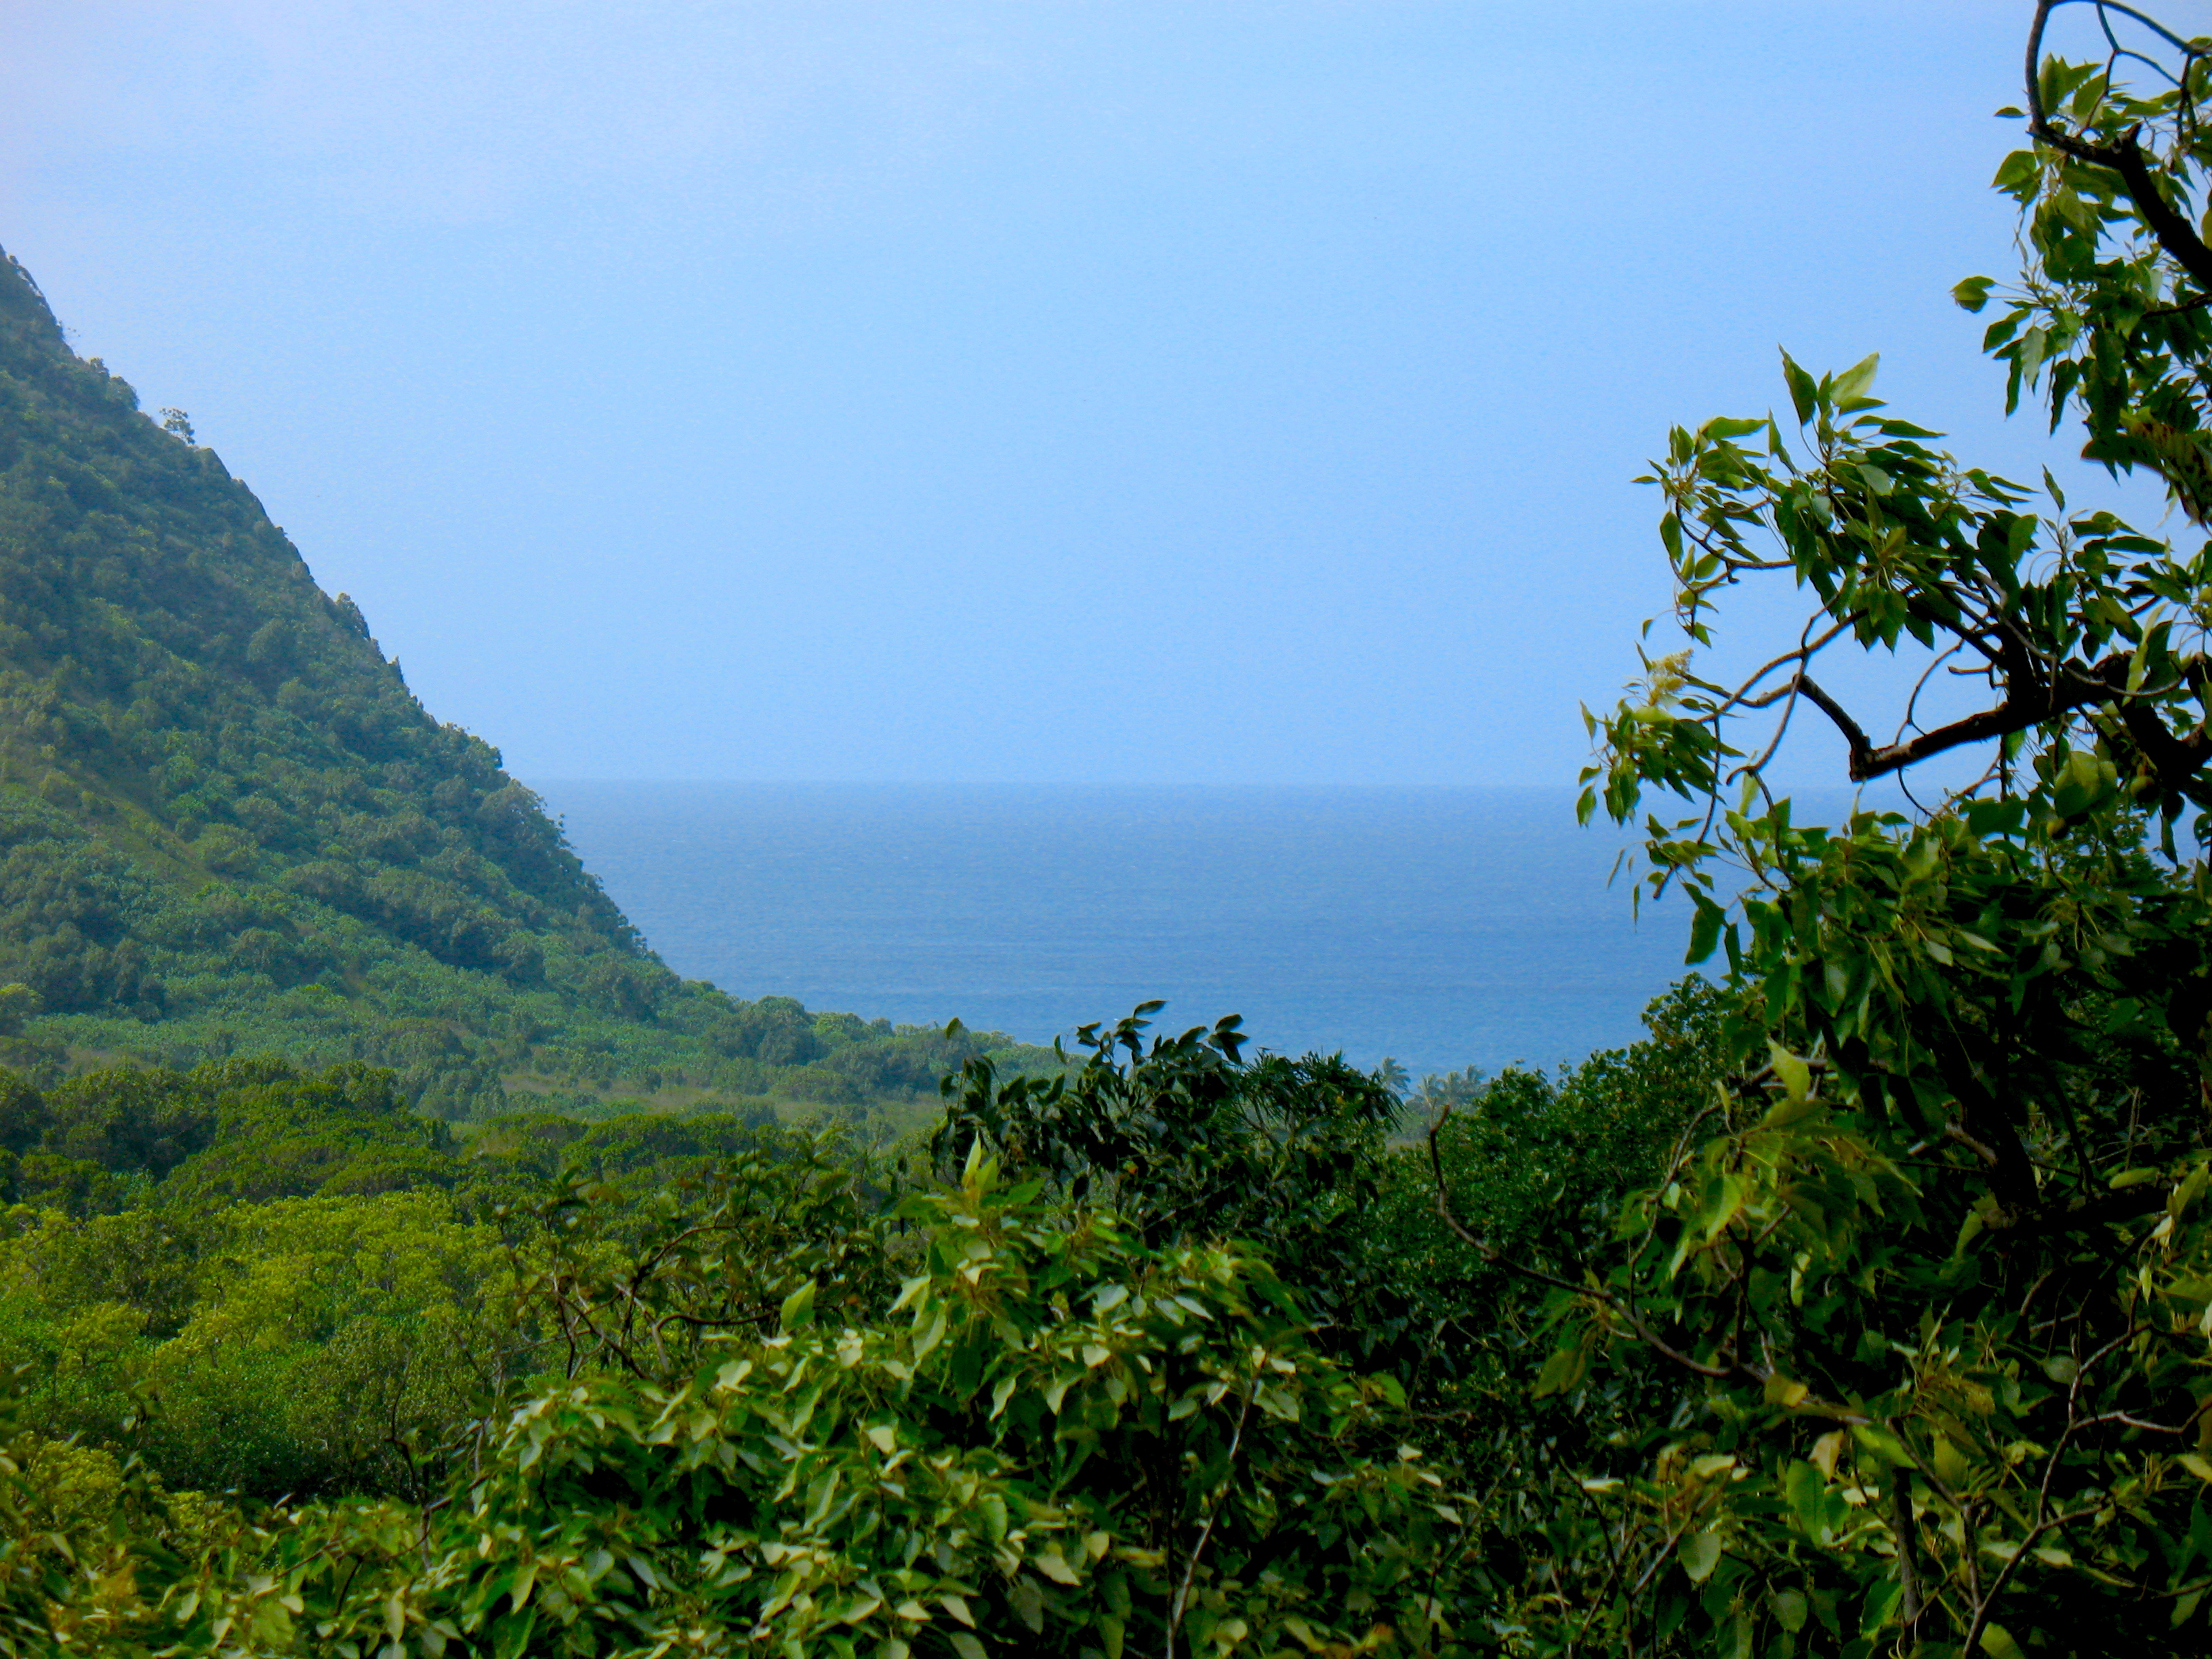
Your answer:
0;1;2165;787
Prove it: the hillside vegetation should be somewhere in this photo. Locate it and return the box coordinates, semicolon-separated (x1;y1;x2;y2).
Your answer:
0;245;1044;1124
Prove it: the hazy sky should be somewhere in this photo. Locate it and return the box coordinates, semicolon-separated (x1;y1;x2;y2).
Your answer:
0;1;2164;786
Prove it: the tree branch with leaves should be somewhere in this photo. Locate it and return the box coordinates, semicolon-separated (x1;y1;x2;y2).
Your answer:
1423;5;2212;1654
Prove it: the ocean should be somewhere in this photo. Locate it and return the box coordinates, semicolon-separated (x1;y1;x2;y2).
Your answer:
534;782;1702;1082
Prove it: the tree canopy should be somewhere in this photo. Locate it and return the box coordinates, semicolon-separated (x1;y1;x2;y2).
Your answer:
1538;3;2212;1652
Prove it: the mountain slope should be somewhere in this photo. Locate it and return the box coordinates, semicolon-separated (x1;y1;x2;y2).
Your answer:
0;245;1025;1120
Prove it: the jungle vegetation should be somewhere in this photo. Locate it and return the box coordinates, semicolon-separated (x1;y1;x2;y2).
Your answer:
10;3;2212;1654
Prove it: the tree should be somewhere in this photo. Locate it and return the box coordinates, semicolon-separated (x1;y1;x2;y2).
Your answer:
0;1141;1471;1658
1440;4;2212;1652
0;986;37;1040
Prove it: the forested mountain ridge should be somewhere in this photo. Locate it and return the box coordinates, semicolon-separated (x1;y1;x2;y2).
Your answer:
0;244;1025;1119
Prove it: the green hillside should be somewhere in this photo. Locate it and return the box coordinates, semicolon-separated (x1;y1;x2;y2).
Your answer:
0;244;1036;1124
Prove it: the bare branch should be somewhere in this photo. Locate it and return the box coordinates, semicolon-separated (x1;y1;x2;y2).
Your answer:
1787;675;1876;769
2028;3;2212;293
1781;650;2210;784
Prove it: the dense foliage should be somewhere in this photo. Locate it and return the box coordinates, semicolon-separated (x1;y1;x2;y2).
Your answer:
0;246;1050;1124
17;5;2212;1655
0;1055;887;1504
1526;5;2212;1653
0;992;1725;1657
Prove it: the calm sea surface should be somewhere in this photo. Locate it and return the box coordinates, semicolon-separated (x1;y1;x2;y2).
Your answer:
534;783;1700;1082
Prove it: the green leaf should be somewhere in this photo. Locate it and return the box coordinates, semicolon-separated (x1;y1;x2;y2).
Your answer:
1980;1623;2028;1659
950;1637;987;1659
1952;275;1996;313
1992;148;2039;190
779;1279;817;1332
1767;1040;1811;1104
1686;897;1723;965
1679;1530;1723;1583
1704;415;1767;440
492;1608;539;1659
1784;1460;1826;1537
1780;351;1819;426
2170;1162;2209;1219
1859;1578;1903;1637
1533;1340;1589;1397
1832;352;1881;405
1850;1423;1913;1467
1771;1589;1808;1634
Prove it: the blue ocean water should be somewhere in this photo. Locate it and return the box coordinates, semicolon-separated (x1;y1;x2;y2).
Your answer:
533;782;1702;1082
